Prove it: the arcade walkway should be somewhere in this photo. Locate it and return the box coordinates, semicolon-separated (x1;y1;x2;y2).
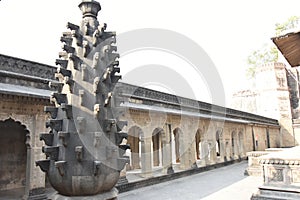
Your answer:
119;161;262;200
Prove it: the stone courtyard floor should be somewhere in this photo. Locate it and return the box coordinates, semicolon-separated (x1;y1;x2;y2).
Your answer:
119;161;262;200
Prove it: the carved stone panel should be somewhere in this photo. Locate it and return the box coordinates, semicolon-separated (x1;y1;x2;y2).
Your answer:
268;168;284;183
292;170;300;183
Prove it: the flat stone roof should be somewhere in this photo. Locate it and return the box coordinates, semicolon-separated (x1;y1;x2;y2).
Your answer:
0;83;51;99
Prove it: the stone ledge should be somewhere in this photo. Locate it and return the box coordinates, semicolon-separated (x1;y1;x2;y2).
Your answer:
252;185;300;200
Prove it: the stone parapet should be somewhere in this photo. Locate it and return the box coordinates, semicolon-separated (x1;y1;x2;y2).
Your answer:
245;151;271;176
245;149;284;177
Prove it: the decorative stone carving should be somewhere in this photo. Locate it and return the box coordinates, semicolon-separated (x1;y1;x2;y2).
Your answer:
0;54;56;79
268;169;284;182
36;0;128;198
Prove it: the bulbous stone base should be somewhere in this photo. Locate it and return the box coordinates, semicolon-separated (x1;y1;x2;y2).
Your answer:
48;188;118;200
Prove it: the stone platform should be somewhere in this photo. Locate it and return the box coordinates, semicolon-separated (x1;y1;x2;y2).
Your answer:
251;146;300;199
48;188;118;200
245;148;284;176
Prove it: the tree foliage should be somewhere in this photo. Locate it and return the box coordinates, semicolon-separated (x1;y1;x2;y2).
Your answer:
246;44;278;79
275;16;300;36
246;16;300;79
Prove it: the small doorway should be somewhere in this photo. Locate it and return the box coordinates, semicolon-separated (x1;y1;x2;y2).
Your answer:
0;118;28;198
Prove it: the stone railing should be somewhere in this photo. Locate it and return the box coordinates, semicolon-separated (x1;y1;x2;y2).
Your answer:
245;151;271;176
245;149;284;177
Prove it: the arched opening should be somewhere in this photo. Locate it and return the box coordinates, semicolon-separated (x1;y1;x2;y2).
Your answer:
127;126;143;170
266;129;271;148
231;131;236;159
195;129;205;160
195;129;201;160
216;130;221;157
152;128;164;167
173;128;182;163
0;118;28;195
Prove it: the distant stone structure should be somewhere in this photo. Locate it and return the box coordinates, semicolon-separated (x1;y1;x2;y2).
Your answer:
237;29;300;200
232;62;300;147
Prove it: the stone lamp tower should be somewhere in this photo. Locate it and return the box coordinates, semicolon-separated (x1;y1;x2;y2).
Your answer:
36;0;129;199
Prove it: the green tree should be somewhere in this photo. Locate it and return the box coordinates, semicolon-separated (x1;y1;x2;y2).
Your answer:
246;16;300;79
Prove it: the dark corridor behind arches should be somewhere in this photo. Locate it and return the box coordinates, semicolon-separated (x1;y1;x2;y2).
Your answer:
0;119;27;191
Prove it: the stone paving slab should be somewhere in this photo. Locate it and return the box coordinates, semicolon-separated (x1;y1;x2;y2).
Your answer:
119;161;262;200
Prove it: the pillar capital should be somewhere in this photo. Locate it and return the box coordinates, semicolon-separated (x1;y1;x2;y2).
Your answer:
79;0;101;19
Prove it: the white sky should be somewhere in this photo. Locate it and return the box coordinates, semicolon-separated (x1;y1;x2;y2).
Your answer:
0;0;299;106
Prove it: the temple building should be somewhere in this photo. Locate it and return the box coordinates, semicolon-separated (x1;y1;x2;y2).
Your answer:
0;53;283;199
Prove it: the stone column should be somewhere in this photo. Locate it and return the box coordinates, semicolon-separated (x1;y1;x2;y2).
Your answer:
225;139;231;161
200;141;209;166
208;140;217;164
24;114;47;199
24;142;33;199
179;130;188;170
219;140;226;162
162;125;173;174
140;136;152;178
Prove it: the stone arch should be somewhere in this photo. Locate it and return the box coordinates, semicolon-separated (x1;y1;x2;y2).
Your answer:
152;128;165;167
0;118;30;195
216;129;222;157
173;128;182;163
127;126;143;170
